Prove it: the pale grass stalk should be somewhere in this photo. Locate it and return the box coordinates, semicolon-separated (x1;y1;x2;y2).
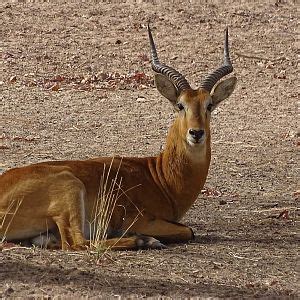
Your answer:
89;158;123;251
114;182;143;216
0;197;23;243
100;210;143;256
88;158;144;255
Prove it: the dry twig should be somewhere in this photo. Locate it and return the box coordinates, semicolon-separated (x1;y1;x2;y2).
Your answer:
236;52;284;62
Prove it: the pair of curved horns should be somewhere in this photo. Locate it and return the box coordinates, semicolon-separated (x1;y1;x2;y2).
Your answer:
147;24;233;93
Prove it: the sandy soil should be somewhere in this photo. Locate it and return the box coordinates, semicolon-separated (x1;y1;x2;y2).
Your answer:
0;1;299;298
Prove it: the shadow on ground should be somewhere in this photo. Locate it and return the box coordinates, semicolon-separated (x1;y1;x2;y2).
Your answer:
0;260;270;298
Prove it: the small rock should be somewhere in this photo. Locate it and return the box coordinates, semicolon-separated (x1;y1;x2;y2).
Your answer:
137;97;146;103
3;285;14;295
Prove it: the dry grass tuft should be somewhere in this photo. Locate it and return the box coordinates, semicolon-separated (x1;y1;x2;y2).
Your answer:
88;158;123;253
88;158;143;256
0;197;23;248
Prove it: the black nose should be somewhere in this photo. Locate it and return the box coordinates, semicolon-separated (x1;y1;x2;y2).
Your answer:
189;129;205;141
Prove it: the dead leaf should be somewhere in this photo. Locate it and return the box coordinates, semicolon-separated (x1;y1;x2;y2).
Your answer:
9;75;17;83
52;75;65;82
48;82;60;91
293;190;300;199
201;188;222;197
277;210;289;220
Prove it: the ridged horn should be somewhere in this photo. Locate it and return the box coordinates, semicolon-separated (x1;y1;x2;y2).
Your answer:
200;27;233;92
147;23;191;92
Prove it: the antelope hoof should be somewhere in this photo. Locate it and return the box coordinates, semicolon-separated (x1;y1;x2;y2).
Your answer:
190;227;195;240
136;236;167;250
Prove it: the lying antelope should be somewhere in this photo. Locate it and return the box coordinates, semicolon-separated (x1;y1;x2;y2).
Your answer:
0;25;237;250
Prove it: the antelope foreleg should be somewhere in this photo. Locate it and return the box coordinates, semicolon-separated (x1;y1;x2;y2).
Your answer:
93;235;166;251
130;216;194;244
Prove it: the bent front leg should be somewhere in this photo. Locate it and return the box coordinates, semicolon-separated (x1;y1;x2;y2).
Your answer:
128;215;194;244
97;235;166;250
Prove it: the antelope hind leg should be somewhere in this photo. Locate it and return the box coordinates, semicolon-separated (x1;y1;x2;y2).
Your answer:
47;171;88;250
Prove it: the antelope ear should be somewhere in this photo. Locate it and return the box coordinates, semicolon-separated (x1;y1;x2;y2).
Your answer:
211;76;237;108
154;73;179;105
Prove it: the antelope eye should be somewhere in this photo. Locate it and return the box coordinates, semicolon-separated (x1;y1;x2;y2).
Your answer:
207;103;213;112
177;103;185;111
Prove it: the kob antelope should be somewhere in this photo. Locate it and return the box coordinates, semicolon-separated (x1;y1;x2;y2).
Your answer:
0;25;237;250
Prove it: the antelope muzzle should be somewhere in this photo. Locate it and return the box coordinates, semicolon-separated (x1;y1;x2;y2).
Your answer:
187;128;205;146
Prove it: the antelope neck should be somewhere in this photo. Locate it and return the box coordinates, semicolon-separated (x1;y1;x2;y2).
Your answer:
154;122;211;221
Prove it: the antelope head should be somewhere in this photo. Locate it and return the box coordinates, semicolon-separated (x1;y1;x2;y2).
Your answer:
148;25;237;157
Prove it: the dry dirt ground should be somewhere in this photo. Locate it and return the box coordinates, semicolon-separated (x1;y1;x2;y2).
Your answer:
0;1;299;298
